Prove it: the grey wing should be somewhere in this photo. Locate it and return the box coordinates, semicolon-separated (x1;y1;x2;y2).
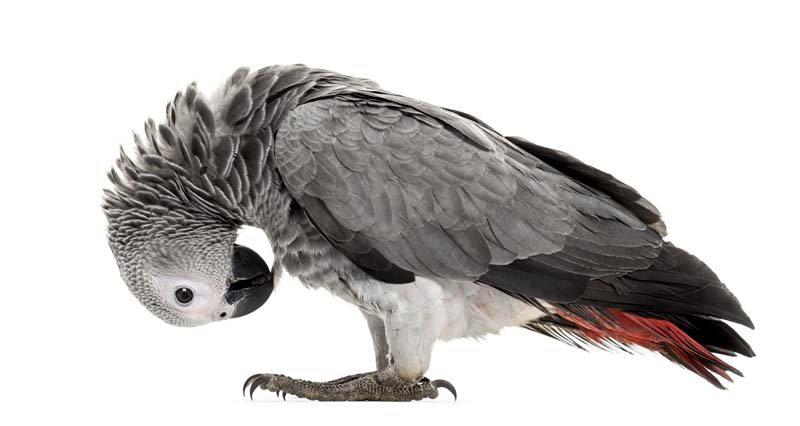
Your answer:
275;96;662;303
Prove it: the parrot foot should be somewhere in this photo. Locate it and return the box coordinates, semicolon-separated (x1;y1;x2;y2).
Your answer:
243;368;457;402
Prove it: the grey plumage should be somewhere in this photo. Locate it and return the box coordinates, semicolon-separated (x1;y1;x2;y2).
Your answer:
276;96;663;285
104;64;752;393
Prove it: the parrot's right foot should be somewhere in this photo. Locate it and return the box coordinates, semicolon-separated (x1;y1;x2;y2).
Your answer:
243;367;457;402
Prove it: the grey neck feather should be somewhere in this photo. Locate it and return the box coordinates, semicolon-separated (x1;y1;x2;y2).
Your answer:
103;64;377;231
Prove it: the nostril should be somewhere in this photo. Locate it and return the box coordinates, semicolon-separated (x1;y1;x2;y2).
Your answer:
219;312;227;318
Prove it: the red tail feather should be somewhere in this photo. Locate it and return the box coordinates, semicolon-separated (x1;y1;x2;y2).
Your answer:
556;307;741;388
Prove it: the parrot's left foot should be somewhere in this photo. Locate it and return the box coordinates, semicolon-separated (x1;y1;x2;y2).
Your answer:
243;368;457;402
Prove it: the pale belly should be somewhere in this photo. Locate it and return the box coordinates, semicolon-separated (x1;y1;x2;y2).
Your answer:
290;259;547;378
339;276;547;342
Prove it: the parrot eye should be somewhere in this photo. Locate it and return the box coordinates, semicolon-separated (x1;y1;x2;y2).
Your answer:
174;287;194;305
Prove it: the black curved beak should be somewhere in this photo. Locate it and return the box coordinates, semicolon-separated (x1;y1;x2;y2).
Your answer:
225;245;273;319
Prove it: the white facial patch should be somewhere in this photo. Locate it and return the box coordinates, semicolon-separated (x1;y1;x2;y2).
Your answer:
151;274;229;326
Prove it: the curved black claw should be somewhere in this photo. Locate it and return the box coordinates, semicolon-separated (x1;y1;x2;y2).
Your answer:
281;390;287;401
248;374;274;400
431;379;457;401
242;373;264;397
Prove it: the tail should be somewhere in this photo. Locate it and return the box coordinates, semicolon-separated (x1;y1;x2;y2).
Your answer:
526;244;754;389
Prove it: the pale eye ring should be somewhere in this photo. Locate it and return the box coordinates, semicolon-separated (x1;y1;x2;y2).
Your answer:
174;287;194;305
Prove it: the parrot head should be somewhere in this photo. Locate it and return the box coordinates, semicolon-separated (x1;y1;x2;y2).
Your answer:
105;206;273;327
104;70;282;327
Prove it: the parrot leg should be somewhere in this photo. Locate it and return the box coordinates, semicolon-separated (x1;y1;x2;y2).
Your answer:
243;366;457;402
362;310;391;370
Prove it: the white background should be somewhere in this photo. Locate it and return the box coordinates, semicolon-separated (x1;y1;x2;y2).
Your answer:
1;1;798;424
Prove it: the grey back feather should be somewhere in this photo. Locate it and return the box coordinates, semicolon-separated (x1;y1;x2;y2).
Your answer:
275;94;663;285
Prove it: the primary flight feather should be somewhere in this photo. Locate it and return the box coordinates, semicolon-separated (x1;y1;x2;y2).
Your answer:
104;64;753;400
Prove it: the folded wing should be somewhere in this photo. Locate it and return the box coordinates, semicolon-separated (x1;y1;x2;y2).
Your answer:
275;94;663;303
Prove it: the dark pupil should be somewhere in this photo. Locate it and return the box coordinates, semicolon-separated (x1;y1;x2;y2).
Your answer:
175;287;194;304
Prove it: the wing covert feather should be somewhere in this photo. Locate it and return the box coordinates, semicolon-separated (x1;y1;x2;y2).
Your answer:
275;96;662;300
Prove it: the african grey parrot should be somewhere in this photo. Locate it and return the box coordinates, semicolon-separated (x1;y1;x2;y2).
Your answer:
104;64;754;401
